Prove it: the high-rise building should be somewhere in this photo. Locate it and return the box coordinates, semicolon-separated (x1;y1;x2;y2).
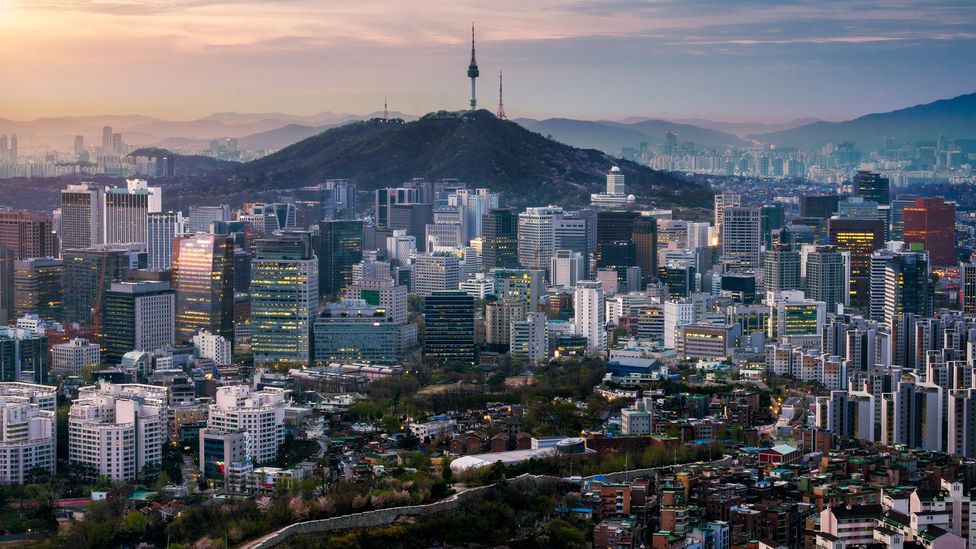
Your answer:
550;249;584;288
172;234;234;343
102;126;112;149
606;166;626;195
147;211;183;270
14;258;63;321
313;300;406;364
192;330;232;366
317;220;363;297
482;209;519;269
760;204;785;250
60;184;104;251
69;383;169;481
0;382;56;485
575;280;606;353
424;290;476;365
485;299;527;350
205;385;285;465
828;217;885;308
345;277;408;325
804;246;849;310
799;194;840;219
413;253;460;296
889;194;918;241
250;232;318;367
0;246;13;326
102;281;175;364
104;185;150;245
948;389;976;458
0;211;56;260
720;206;761;270
510;312;547;363
713;192;741;242
903;197;956;266
518;207;562;271
960;262;976;314
0;328;48;384
763;245;801;294
126;179;162;213
853;170;890;205
385;230;416;268
187;205;231;234
883;251;931;325
632;217;658;286
61;244;145;326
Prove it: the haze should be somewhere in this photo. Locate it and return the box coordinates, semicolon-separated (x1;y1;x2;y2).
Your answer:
2;0;975;122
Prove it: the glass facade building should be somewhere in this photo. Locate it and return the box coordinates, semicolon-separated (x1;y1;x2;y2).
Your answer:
318;220;363;297
173;234;235;343
423;290;476;365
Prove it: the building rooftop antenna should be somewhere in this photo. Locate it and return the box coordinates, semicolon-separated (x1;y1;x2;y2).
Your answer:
497;71;507;120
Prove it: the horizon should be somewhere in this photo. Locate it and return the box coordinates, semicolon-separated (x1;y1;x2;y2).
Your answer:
2;1;975;122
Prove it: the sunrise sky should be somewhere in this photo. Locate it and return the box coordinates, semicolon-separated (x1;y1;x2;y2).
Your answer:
2;0;975;121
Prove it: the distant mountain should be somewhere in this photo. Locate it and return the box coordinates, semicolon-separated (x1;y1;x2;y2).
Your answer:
159;109;711;210
669;118;820;138
518;118;747;153
235;123;336;151
752;93;976;148
129;147;238;177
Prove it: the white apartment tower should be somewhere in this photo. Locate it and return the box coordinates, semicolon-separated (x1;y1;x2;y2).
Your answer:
68;383;168;481
575;280;606;353
206;385;286;465
0;383;56;485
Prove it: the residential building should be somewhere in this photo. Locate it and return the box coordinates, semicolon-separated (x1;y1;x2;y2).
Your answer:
206;385;286;465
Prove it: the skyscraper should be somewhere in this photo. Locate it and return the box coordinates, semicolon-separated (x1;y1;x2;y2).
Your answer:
853;170;890;205
760;204;785;250
882;251;932;325
720;206;761;270
632;217;658;286
828;217;885;308
713;192;741;242
413;253;460;296
250;232;318;367
104;186;149;245
318;220;363;297
606;166;626;195
960;262;976;314
172;234;235;343
804;246;848;310
424;290;476;365
762;245;801;294
187;205;231;234
0;211;56;260
102;281;176;364
903;197;956;266
482;209;519;269
14;258;63;321
147;211;184;270
0;246;13;326
518;206;562;271
60;184;104;251
61;244;145;326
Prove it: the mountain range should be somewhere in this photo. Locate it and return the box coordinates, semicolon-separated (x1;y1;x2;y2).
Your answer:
156;109;712;211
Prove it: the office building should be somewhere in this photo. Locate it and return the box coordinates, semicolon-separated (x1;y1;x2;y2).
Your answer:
882;251;932;325
799;194;840;219
762;245;801;294
68;383;169;481
13;258;62;321
147;211;184;270
720;206;761;270
413;253;460;296
632;217;658;286
61;244;145;325
0;383;56;485
491;268;543;308
948;389;976;458
760;204;785;250
621;398;653;436
575;280;606;353
52;338;101;375
0;328;48;384
172;235;234;343
313;300;406;364
60;184;104;251
317;220;363;297
385;230;416;268
424;290;476;365
481;209;519;270
102;281;175;365
713;192;741;242
485;299;527;350
961;262;976;314
345;278;408;325
250;232;318;367
192;330;232;366
0;211;56;260
827;217;885;308
804;246;848;310
518;206;562;271
853;170;890;205
550;250;584;288
903;197;956;266
0;246;12;327
678;323;739;361
206;385;285;465
104;186;149;245
187;205;231;234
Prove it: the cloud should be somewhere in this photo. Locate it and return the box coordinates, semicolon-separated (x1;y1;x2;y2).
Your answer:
19;0;279;15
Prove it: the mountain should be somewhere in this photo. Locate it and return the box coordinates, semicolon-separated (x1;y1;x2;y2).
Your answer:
129;148;238;176
518;118;747;153
669;118;820;138
235;123;336;151
160;109;711;210
752;93;976;149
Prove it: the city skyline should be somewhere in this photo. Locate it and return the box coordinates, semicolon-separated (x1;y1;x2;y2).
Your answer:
2;0;975;122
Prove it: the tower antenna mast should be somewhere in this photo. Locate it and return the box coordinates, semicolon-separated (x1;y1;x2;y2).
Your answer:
497;71;506;119
467;23;480;110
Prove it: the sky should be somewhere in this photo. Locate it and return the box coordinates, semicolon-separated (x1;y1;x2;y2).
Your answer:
1;0;975;122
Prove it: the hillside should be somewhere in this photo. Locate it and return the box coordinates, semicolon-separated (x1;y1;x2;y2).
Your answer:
128;148;238;176
161;109;711;210
753;92;976;149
